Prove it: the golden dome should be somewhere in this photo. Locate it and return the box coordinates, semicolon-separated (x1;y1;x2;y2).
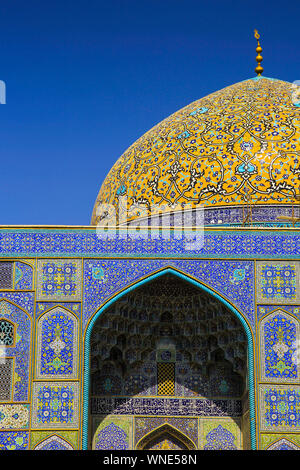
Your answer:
91;77;300;226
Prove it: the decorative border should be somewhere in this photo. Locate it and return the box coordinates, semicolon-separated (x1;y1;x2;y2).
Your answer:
0;228;300;259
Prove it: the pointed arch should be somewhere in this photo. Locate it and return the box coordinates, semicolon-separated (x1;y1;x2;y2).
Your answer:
259;308;300;382
266;437;300;450
35;305;79;379
0;298;31;402
0;298;32;320
136;423;196;450
0;317;15;347
34;434;74;450
82;267;256;450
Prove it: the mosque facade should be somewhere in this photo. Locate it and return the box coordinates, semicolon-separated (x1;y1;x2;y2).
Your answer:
0;71;300;450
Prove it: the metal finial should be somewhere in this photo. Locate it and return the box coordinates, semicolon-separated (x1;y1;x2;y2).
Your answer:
254;29;263;76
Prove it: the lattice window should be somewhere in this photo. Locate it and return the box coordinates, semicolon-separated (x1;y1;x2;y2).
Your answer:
157;363;175;395
0;319;14;346
0;262;13;289
0;358;13;401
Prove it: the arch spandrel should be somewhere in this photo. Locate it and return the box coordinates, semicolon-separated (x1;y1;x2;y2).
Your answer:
83;261;255;333
136;423;196;450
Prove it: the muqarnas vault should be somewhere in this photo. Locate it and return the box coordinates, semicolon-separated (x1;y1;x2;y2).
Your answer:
0;74;300;450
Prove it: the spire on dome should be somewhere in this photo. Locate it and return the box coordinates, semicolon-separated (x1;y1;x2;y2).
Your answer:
254;29;263;76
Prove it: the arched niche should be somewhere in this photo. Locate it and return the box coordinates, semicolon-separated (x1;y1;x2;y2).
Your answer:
36;306;79;379
259;309;300;382
34;434;74;450
83;268;256;450
267;437;300;451
136;423;196;450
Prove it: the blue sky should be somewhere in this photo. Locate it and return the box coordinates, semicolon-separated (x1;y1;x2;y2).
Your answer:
0;0;299;225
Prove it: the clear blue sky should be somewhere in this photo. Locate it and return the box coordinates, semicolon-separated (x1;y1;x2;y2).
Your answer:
0;0;299;225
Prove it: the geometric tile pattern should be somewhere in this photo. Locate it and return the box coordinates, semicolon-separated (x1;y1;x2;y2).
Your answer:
256;261;300;304
36;259;82;301
260;311;299;382
0;262;13;289
36;307;78;379
135;422;196;450
259;384;300;432
31;382;79;429
157;363;175;396
0;358;13;401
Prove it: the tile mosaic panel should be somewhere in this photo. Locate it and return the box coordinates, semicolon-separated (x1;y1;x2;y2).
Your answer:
0;228;300;259
83;259;254;329
0;431;29;450
200;418;241;450
260;433;300;450
31;381;79;429
30;430;78;450
14;262;33;290
260;310;300;382
256;261;300;304
92;415;132;450
0;404;29;429
0;300;31;401
259;384;300;432
36;302;81;318
36;259;82;301
134;417;198;448
36;307;78;379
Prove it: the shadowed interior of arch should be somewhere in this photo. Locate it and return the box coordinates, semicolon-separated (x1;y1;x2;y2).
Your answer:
88;273;250;449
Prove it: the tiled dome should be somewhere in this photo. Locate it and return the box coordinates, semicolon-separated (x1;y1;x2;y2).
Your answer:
91;77;300;226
